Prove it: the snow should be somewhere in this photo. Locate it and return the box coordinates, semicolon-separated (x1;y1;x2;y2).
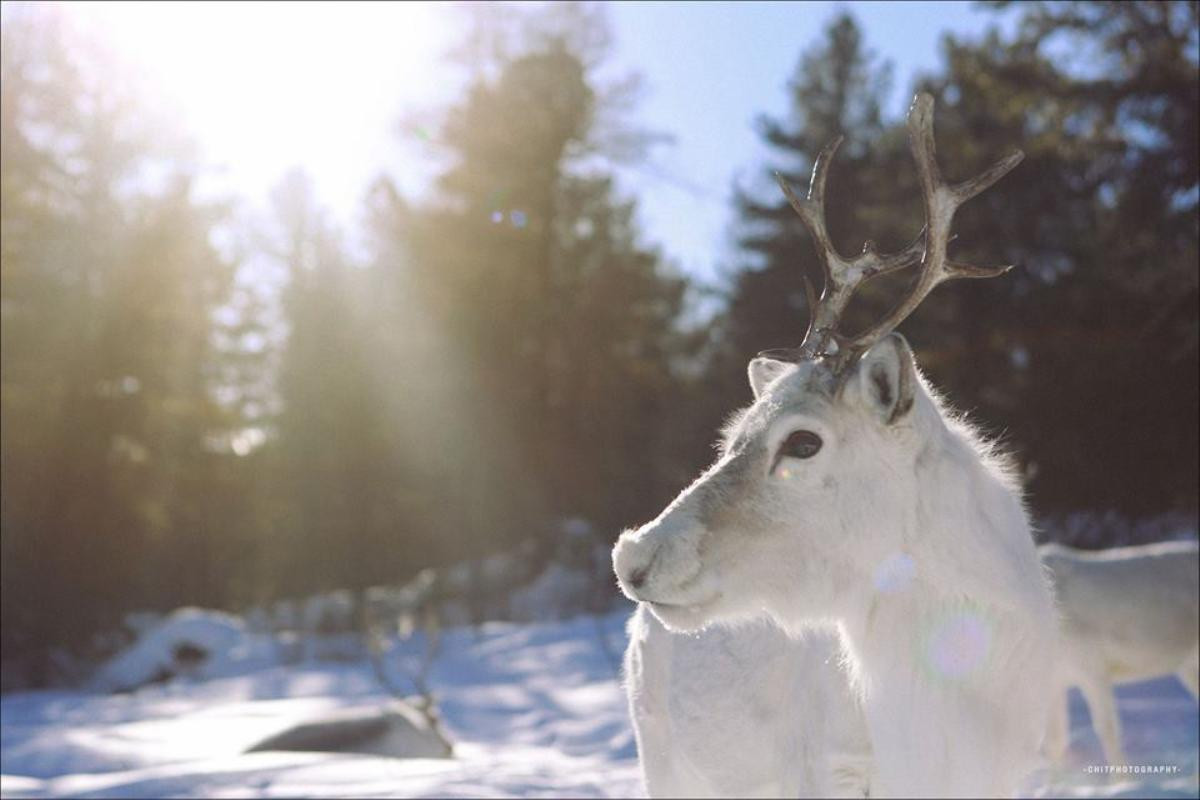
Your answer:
88;608;277;693
1030;680;1200;799
2;608;1197;798
1;611;641;798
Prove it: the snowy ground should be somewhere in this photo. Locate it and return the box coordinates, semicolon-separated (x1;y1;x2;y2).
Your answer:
2;609;1197;799
1034;679;1199;799
1;612;639;799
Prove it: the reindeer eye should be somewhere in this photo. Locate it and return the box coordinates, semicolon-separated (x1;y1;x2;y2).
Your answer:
779;430;822;460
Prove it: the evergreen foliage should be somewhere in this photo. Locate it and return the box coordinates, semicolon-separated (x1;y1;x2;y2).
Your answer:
1;2;1195;679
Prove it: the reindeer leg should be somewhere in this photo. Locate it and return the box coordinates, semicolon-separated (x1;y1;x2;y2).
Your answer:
1078;675;1126;767
1177;643;1199;700
1044;683;1071;763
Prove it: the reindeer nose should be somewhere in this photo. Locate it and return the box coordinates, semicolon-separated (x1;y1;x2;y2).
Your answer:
626;545;661;593
628;566;649;590
613;533;662;600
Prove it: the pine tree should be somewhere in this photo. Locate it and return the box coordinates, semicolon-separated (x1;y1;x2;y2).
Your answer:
689;13;908;465
917;1;1199;515
371;4;690;576
265;170;414;597
720;15;907;368
1;5;245;675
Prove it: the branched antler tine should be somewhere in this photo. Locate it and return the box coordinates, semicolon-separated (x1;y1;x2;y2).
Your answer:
907;92;943;194
807;136;843;204
802;273;819;314
952;150;1024;203
856;226;926;278
946;259;1013;279
801;273;819;342
774;135;845;287
774;171;810;222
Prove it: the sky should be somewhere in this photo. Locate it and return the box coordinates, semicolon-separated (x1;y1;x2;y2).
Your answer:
606;1;1015;283
60;1;1013;284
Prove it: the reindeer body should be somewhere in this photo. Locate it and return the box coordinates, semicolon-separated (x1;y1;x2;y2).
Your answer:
614;93;1054;797
624;604;870;798
617;353;1056;797
1041;540;1199;764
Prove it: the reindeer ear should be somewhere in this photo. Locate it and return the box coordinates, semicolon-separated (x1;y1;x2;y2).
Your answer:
849;333;916;425
748;356;790;399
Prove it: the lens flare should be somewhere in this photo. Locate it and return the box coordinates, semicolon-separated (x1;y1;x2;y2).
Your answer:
922;609;991;681
873;552;916;593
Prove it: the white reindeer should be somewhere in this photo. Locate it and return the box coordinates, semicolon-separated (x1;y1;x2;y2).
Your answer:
625;605;871;797
1040;539;1199;766
614;93;1057;798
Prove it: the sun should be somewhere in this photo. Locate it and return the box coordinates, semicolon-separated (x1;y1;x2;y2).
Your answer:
62;1;455;226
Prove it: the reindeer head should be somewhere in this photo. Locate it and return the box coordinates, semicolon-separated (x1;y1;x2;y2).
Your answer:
613;93;1023;633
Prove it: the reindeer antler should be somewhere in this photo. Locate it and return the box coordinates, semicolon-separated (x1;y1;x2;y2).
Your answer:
773;138;926;363
769;92;1022;371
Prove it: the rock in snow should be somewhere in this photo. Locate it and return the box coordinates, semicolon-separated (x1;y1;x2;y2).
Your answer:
89;608;265;692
